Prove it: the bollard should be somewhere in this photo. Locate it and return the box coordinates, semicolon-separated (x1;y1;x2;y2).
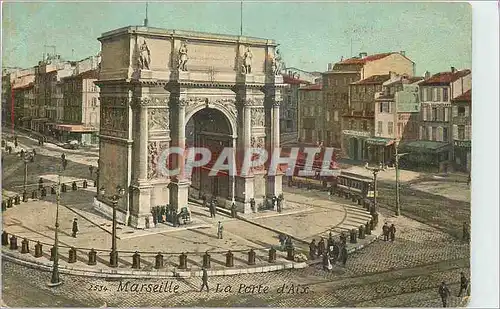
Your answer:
22;191;28;202
31;190;37;200
88;249;97;265
248;249;256;265
357;198;362;205
51;187;56;194
34;242;43;258
2;231;9;246
94;180;97;188
132;251;141;269
225;251;234;267
1;201;6;212
7;198;13;208
358;225;365;239
14;195;20;205
365;222;372;235
9;235;18;250
83;180;88;189
372;213;379;227
68;247;77;263
370;219;375;231
286;246;294;261
154;252;164;269
38;178;44;190
268;248;277;263
21;238;29;253
179;253;187;269
202;251;211;269
50;246;56;261
350;229;357;244
61;183;67;193
41;187;47;198
72;181;77;191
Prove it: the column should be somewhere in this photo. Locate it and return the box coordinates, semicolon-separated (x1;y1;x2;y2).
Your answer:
177;103;187;178
273;103;280;148
138;101;148;180
171;100;190;213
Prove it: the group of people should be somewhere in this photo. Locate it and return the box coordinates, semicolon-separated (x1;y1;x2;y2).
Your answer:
382;222;397;241
438;272;470;307
309;232;348;270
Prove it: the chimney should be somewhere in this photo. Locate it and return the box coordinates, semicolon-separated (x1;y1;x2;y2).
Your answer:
327;63;333;71
340;56;344;61
424;71;431;79
451;66;457;73
400;50;406;56
359;52;368;59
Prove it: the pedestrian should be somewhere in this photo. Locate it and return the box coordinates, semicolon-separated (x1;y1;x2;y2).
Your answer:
14;140;18;148
330;242;339;263
250;198;256;212
309;239;317;260
72;218;79;238
32;148;36;156
89;165;94;177
199;268;209;292
438;281;451;307
62;158;68;170
272;195;277;211
458;272;470;297
20;149;25;158
202;194;207;208
462;222;470;242
467;173;471;186
317;237;325;257
230;201;237;218
389;224;396;241
341;246;348;266
217;221;223;239
61;153;66;161
340;232;347;246
327;233;334;249
278;233;286;248
285;235;293;250
382;222;390;241
322;252;332;271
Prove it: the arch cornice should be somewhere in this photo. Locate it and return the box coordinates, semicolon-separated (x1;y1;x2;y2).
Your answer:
182;97;238;139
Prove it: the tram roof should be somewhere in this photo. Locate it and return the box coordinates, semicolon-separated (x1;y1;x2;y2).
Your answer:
339;171;373;182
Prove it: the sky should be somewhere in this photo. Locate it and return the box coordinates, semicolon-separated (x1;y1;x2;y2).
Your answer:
2;1;471;76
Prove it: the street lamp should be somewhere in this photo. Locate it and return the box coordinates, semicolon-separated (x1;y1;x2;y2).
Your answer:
21;150;35;201
99;185;125;267
48;167;62;287
394;140;408;216
365;162;385;215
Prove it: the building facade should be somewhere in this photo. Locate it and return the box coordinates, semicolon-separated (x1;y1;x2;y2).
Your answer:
95;26;284;228
297;83;322;144
451;90;471;172
411;68;471;170
281;74;310;135
322;51;415;152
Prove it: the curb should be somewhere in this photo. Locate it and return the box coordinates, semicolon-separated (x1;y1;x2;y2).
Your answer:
1;249;307;279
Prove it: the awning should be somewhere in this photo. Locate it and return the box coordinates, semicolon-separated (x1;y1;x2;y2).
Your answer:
54;124;98;133
399;140;450;152
365;137;395;146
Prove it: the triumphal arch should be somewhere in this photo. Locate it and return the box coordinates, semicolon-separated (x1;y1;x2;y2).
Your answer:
94;26;285;228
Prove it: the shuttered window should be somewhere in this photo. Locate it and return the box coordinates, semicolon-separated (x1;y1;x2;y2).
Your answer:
444;107;449;121
452;106;458;117
453;125;458;140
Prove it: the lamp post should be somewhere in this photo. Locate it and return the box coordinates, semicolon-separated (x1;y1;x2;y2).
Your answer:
99;185;125;267
48;168;62;287
365;162;385;215
22;150;35;199
394;140;408;216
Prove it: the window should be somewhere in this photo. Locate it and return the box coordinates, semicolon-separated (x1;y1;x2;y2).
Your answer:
334;110;339;121
326;111;330;122
432;107;437;121
377;121;383;134
443;88;449;101
362;120;368;131
379;102;390;113
426;88;432;102
458;125;465;139
458;106;465;116
432;88;438;102
443;127;448;141
349;120;355;130
432;127;437;140
436;88;441;101
388;122;394;135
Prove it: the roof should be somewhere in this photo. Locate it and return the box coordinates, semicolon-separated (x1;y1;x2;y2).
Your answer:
399;140;450;152
299;84;322;91
420;69;471;86
353;74;390;85
283;75;311;85
337;52;414;65
452;90;471;103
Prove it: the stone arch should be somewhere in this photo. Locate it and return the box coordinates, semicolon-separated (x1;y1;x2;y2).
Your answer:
184;101;238;139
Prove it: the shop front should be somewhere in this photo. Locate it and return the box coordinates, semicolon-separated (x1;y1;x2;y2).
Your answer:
342;130;370;161
365;137;395;165
398;140;451;172
453;140;471;172
54;124;99;145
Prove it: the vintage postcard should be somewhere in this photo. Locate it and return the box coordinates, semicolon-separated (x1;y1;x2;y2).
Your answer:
1;1;478;307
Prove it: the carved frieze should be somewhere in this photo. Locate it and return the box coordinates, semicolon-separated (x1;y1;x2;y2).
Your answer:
147;141;169;179
250;136;266;171
244;98;264;106
251;108;265;127
100;96;130;107
100;106;128;137
148;108;169;131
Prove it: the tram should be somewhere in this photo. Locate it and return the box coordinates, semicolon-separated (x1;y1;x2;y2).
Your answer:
331;171;376;206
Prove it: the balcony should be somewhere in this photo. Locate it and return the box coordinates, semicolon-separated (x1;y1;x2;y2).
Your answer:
452;115;470;126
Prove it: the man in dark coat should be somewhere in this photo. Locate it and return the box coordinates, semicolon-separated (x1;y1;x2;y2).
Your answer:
327;233;334;249
72;218;79;238
458;272;469;297
383;222;390;241
341;246;348;266
89;165;94;177
309;239;317;260
462;222;470;242
438;281;451;307
200;268;209;292
389;224;396;241
340;232;347;246
231;202;237;218
208;200;214;218
330;242;339;264
317;237;325;257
